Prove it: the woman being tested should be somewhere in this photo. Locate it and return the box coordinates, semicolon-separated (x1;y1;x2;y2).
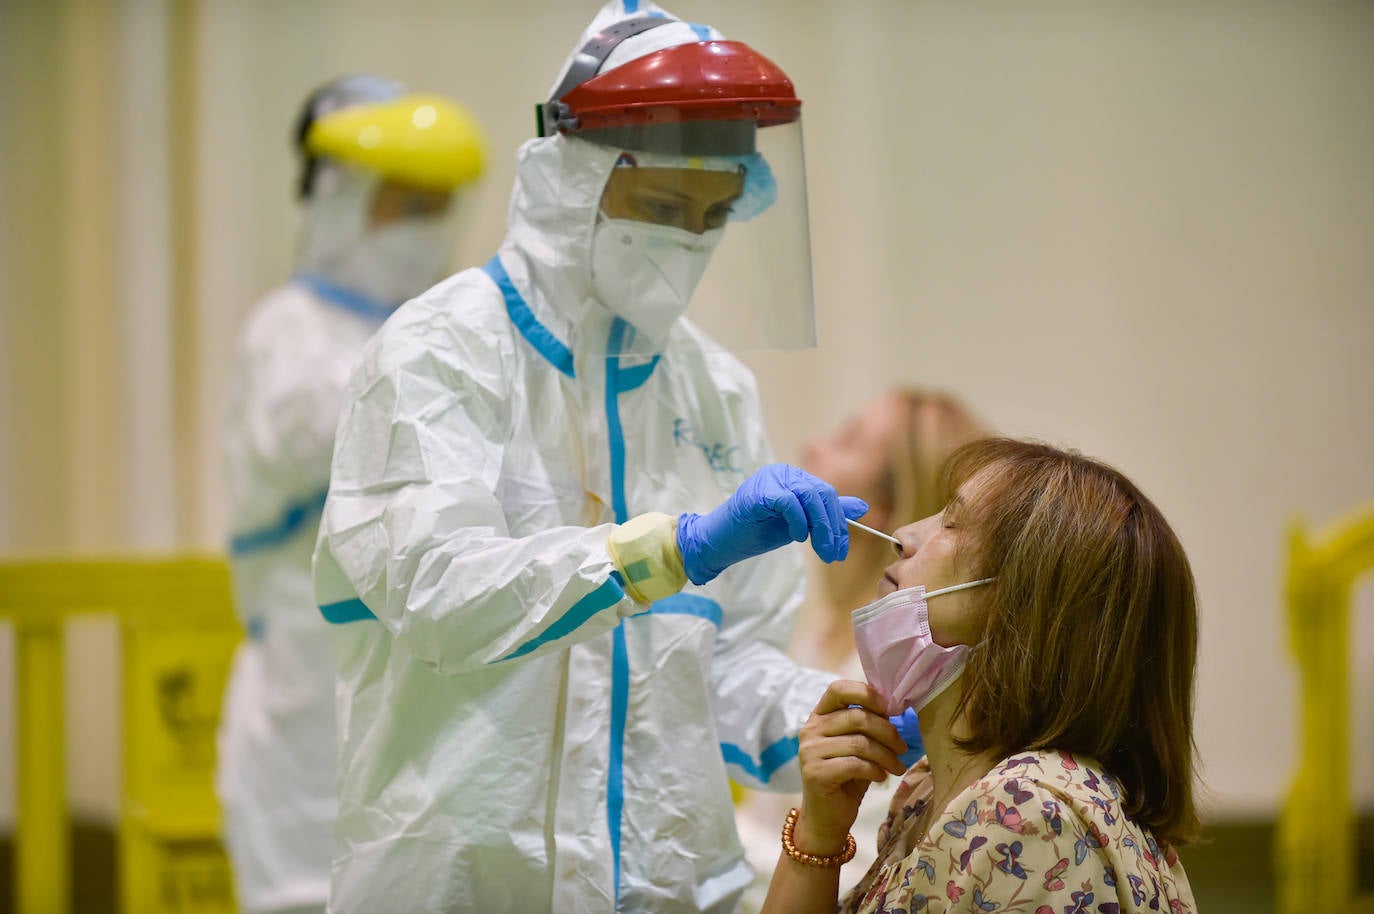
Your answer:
313;3;869;912
761;438;1199;913
736;389;986;907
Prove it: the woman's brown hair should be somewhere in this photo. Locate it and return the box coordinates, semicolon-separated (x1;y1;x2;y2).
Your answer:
944;438;1200;847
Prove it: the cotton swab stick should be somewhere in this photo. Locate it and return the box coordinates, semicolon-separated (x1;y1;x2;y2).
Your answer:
846;518;902;548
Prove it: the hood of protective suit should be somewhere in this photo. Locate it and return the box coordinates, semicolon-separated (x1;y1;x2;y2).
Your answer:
497;1;725;354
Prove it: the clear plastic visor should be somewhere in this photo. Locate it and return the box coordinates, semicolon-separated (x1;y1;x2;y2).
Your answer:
592;118;815;359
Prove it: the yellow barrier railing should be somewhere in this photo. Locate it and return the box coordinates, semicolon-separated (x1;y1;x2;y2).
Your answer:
0;557;242;914
1277;506;1374;913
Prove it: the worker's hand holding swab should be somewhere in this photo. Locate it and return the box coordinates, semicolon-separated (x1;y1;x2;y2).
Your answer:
676;464;869;585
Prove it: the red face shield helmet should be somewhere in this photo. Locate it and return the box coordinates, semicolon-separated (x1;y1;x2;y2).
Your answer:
539;18;799;156
538;16;817;357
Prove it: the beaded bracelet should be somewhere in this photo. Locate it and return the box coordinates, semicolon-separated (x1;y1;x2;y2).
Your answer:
781;807;857;868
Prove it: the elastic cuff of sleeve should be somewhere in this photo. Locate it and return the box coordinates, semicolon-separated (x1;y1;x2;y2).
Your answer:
605;512;688;605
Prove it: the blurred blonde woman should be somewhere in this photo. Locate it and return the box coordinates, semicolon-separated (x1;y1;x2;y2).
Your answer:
735;389;986;909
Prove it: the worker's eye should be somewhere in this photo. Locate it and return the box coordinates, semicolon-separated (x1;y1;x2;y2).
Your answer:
704;203;734;229
640;199;683;225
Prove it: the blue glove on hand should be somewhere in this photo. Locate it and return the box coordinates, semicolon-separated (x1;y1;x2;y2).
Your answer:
676;464;869;586
889;707;926;768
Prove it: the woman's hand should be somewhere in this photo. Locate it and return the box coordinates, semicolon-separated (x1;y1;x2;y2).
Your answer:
794;679;909;853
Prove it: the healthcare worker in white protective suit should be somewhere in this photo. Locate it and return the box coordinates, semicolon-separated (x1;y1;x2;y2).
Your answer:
313;5;882;912
216;74;485;914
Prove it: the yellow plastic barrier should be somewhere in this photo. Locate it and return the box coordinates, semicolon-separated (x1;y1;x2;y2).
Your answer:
0;557;242;914
1277;506;1374;913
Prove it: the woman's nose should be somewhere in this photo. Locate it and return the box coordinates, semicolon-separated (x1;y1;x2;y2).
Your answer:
892;523;922;559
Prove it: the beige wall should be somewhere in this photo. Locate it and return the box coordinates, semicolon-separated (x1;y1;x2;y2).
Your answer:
1;0;1371;827
1;0;136;824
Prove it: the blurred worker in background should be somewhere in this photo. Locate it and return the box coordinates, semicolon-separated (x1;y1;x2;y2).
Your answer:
734;388;987;910
311;3;869;911
215;74;485;914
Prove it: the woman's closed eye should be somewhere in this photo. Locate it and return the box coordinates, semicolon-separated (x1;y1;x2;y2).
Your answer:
941;496;967;529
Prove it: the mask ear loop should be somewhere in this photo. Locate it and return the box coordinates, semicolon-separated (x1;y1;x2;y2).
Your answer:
923;577;996;600
912;577;995;712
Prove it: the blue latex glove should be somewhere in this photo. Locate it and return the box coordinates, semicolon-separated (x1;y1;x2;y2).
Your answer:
676;464;869;585
890;707;925;768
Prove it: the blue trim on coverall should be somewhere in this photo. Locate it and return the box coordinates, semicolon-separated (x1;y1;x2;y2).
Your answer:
229;487;329;556
483;255;576;378
605;317;631;907
319;598;377;624
318;568;628;636
633;593;723;628
294;273;396;322
720;736;801;785
498;577;628;660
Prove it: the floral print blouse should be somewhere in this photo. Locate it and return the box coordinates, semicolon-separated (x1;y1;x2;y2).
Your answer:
840;749;1196;914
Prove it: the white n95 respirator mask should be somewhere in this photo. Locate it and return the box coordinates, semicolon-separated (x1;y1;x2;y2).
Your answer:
590;214;723;344
851;579;995;716
325;217;454;309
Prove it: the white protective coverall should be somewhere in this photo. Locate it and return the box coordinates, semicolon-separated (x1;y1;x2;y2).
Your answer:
312;10;835;914
218;75;485;914
218;278;396;913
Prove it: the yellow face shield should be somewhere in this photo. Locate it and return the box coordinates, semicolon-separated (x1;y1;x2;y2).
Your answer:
305;94;487;191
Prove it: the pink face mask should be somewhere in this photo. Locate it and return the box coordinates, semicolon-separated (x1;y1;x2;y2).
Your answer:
851;579;995;716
